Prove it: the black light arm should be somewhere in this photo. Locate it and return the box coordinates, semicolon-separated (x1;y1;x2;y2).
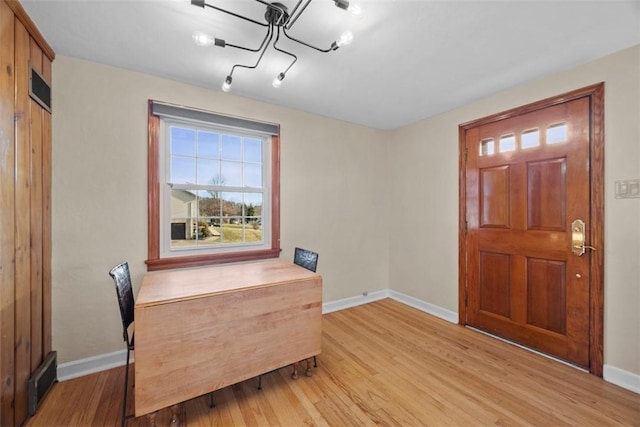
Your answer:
272;27;298;76
222;26;273;53
191;0;268;27
282;27;333;53
229;25;275;77
286;0;313;30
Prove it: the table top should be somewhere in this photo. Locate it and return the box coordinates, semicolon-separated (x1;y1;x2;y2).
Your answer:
136;258;319;308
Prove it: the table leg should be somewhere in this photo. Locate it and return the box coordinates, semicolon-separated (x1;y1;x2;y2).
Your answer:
147;412;157;427
305;358;313;377
170;404;181;425
291;362;299;379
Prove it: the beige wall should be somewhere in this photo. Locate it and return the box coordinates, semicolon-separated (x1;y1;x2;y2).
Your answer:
51;56;389;363
389;45;640;375
53;45;639;378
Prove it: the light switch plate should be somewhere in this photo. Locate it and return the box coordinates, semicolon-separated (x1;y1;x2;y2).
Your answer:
615;179;640;199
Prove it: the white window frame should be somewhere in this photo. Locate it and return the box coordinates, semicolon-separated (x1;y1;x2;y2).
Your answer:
159;118;272;258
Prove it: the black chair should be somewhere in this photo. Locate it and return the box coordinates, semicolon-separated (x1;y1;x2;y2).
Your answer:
294;247;319;273
293;247;319;376
108;262;135;427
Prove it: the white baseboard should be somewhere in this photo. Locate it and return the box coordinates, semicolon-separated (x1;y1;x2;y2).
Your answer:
603;364;640;394
387;290;459;324
322;289;390;313
57;349;131;382
57;292;639;395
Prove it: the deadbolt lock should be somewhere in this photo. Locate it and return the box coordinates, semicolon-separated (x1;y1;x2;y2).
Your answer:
571;219;596;256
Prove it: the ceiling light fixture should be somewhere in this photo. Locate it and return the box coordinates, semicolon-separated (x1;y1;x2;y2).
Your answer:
191;0;358;91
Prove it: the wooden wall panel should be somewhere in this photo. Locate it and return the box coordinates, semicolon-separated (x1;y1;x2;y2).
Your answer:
29;37;44;374
42;56;52;356
0;2;54;424
42;78;53;356
14;17;31;424
0;3;16;425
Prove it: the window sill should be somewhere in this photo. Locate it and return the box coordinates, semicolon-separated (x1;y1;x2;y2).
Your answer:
145;248;281;271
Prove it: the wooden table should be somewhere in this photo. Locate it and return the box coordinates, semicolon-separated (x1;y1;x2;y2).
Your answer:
133;259;322;418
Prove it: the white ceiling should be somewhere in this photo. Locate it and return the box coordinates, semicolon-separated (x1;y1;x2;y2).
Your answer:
21;0;640;130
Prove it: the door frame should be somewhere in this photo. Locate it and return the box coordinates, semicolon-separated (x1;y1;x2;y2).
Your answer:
458;83;605;376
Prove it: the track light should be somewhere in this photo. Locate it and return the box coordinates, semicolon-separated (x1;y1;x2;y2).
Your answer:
272;72;285;88
191;0;359;90
330;31;354;51
222;75;232;92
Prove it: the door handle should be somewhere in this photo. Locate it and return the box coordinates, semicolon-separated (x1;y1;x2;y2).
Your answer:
571;219;595;256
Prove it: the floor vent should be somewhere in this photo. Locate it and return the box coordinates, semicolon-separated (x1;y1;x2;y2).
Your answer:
28;351;57;416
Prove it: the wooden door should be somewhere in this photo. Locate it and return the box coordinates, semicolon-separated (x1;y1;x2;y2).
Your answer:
459;85;604;372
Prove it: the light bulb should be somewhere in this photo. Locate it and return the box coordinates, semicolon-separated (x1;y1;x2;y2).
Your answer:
222;76;232;92
348;4;361;15
192;31;215;46
272;73;285;88
336;31;354;48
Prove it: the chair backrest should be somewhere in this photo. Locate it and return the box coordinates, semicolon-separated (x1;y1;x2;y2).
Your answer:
294;247;319;273
108;262;134;345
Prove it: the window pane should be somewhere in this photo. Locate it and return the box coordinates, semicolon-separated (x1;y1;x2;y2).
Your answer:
198;131;219;158
244;222;262;242
244;193;262;216
221;192;243;217
197;158;219;185
499;134;516;152
480;139;494;156
244;163;262;188
170;189;196;219
171;156;196;184
221;161;242;187
244;138;262;163
521;129;540;149
222;135;241;160
547;123;567;144
197;191;220;217
171;127;196;156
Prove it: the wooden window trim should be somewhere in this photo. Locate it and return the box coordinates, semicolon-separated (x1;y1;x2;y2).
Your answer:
146;101;281;271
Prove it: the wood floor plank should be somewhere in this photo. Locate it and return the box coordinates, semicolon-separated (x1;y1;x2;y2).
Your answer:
26;299;639;426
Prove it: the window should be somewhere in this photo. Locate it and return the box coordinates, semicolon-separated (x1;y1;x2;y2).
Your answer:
147;101;280;271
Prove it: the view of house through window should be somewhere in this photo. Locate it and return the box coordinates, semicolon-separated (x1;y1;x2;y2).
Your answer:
163;120;270;255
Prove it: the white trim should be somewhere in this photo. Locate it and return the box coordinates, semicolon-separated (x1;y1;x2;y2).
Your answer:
387;290;459;324
56;293;639;396
603;364;640;394
322;290;390;314
57;349;132;381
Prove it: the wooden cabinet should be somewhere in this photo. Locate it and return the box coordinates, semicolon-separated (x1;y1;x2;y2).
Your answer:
0;1;54;425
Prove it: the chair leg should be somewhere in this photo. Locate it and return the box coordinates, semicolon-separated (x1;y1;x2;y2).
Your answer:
313;355;317;368
257;374;262;390
209;392;216;408
122;348;130;427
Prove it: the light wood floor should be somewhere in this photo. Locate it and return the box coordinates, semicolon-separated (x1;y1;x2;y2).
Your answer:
27;299;639;426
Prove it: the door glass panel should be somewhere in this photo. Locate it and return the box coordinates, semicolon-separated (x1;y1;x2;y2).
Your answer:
479;138;495;156
499;134;516;153
521;129;540;149
547;123;567;144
